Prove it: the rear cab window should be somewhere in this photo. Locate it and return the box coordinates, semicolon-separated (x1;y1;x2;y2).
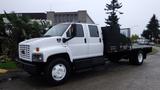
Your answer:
88;25;99;37
75;24;84;37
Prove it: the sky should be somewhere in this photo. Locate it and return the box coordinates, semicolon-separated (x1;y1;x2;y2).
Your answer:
1;0;160;36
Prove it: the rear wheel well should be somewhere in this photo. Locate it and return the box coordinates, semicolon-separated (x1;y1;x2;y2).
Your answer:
133;50;147;59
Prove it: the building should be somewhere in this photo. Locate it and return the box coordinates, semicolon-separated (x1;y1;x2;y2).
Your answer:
7;10;95;26
47;10;95;25
16;13;52;25
16;13;47;19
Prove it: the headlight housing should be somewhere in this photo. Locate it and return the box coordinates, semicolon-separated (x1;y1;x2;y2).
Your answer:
32;53;43;62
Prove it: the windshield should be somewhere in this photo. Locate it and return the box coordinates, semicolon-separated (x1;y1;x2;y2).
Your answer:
44;24;70;37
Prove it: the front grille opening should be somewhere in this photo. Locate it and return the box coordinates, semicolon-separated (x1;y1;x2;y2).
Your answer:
19;45;30;60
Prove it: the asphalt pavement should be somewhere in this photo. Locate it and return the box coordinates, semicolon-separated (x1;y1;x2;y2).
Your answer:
0;47;160;90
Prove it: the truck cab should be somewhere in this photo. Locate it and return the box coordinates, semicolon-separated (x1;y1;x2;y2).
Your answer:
18;23;104;85
19;23;103;63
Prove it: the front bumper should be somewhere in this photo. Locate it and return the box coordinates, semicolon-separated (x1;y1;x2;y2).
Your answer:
16;59;45;74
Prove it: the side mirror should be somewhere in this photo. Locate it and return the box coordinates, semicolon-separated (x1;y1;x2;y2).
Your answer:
62;38;68;43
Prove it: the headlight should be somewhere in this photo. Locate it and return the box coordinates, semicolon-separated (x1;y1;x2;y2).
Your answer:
32;53;43;62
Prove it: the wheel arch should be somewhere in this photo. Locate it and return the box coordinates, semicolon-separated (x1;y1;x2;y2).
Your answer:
46;53;72;65
130;49;146;58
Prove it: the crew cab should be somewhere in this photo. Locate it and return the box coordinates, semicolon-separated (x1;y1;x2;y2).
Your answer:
18;23;152;85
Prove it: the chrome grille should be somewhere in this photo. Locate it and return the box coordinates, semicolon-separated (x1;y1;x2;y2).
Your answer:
19;45;30;60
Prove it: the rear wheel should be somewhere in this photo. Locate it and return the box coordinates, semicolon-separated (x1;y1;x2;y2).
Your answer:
45;58;71;85
129;51;144;65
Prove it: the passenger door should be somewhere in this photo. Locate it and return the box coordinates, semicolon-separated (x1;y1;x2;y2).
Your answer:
66;24;88;59
87;25;103;57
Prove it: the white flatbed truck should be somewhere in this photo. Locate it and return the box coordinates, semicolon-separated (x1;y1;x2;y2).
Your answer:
17;23;152;85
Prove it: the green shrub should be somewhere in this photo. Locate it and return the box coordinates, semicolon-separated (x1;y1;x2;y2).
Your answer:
0;55;17;69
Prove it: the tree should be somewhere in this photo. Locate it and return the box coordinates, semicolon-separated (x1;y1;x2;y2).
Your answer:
30;21;42;38
142;14;160;42
104;0;123;49
131;34;139;43
3;12;26;58
141;30;151;40
0;15;6;37
147;14;159;39
105;0;123;30
0;11;50;59
1;12;48;59
0;15;6;54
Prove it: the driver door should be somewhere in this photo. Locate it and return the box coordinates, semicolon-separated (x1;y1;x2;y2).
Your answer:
65;24;88;59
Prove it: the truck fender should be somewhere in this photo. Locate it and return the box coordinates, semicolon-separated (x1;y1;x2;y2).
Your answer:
42;46;73;62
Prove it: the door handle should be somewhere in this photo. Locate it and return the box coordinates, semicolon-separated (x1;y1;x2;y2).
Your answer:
84;38;87;43
99;38;101;43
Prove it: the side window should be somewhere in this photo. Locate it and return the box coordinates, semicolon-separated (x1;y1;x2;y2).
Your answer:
66;27;73;37
88;25;99;37
75;24;84;37
66;24;84;37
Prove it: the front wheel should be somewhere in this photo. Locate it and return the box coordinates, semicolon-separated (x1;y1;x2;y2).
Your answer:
129;51;144;65
45;58;71;85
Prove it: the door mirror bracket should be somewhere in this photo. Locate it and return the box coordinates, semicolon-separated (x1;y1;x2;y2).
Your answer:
62;36;74;43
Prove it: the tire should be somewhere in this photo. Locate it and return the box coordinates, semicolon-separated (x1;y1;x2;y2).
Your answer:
45;58;71;85
129;51;144;65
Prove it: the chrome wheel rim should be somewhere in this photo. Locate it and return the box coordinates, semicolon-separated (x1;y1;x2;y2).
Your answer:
138;53;143;63
52;64;66;81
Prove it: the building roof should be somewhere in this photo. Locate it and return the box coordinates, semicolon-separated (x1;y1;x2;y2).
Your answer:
16;13;47;19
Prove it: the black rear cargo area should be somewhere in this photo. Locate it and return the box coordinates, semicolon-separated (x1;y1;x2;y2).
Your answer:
102;27;131;56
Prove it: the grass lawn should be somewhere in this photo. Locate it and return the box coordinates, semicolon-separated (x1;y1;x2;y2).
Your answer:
0;60;17;75
0;61;17;69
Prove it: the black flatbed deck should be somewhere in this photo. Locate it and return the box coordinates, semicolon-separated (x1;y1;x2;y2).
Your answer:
132;44;152;49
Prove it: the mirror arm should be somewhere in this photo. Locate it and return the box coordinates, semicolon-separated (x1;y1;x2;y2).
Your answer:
62;36;74;43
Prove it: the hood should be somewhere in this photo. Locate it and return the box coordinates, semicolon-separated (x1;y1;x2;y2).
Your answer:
19;36;62;48
21;38;42;44
19;36;63;62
